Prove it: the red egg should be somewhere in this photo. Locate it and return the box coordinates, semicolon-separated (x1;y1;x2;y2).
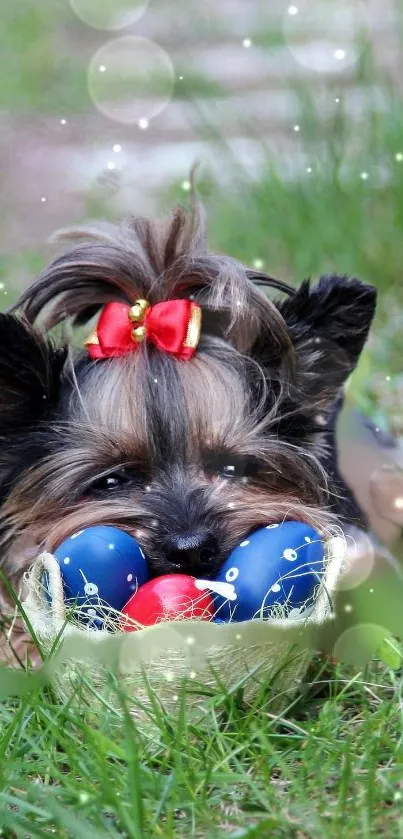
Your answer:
121;574;214;631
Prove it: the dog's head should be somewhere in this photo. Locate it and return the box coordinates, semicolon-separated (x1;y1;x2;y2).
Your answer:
0;206;376;589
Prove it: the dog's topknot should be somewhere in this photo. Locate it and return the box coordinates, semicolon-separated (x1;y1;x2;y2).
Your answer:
11;203;294;360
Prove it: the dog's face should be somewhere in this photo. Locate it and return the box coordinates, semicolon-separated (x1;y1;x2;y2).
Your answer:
0;208;377;598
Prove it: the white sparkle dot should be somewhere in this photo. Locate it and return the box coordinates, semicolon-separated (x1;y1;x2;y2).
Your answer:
189;670;196;679
108;543;115;550
335;97;340;103
113;144;122;153
240;540;250;547
243;38;252;48
173;694;179;701
344;604;353;613
151;519;158;527
181;180;191;191
394;498;403;509
127;573;133;582
63;557;70;565
99;65;106;73
236;300;242;306
165;672;174;682
79;792;89;804
186;636;195;645
153;378;158;383
334;49;346;60
369;588;374;593
138;118;149;130
87;608;97;617
385;375;391;382
145;486;151;492
107;161;115;170
253;258;264;269
235;633;241;640
60;118;67;125
41;196;47;203
288;5;298;14
394;791;402;801
271;583;281;593
294;124;300;132
395;152;403;162
360;171;369;180
306;166;312;173
0;283;4;291
179;75;183;80
241;477;248;484
227;502;235;509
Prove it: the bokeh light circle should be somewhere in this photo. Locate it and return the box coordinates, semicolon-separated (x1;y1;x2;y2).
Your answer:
88;37;175;125
284;0;370;74
333;623;399;668
70;0;149;31
370;464;403;524
337;531;375;591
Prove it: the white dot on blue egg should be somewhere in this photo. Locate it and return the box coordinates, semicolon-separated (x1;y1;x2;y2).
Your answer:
87;608;97;617
127;573;133;582
108;544;115;550
304;536;311;543
225;567;239;582
271;583;281;593
240;540;250;547
266;524;279;529
70;531;84;539
283;548;298;561
63;557;70;565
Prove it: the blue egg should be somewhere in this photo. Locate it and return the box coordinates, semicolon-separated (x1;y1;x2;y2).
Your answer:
53;526;149;628
212;521;325;622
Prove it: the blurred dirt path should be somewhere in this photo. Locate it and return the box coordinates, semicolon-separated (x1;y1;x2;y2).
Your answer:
0;0;400;276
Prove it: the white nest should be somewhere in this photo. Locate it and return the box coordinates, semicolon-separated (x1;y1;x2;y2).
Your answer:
21;535;346;716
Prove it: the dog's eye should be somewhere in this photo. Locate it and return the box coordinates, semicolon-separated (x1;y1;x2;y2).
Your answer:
104;475;127;489
88;470;132;493
204;454;260;479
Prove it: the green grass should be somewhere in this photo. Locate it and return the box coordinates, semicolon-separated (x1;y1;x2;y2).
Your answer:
1;655;403;838
0;0;89;115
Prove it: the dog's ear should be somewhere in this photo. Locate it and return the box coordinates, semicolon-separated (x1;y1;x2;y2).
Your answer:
0;313;67;435
276;275;377;409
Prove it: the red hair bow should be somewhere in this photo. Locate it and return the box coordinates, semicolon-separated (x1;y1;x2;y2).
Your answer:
85;299;201;361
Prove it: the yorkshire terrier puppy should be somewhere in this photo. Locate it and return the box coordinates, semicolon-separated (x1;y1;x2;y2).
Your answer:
0;204;376;658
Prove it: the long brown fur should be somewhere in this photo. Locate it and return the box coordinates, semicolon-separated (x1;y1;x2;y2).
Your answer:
0;202;377;662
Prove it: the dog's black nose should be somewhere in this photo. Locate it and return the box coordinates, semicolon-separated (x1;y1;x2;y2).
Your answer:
165;532;219;574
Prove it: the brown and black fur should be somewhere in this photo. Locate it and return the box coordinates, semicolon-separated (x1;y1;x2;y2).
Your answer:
0;204;376;656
